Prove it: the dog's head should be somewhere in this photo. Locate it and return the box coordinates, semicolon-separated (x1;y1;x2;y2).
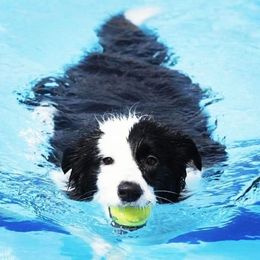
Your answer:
61;115;202;207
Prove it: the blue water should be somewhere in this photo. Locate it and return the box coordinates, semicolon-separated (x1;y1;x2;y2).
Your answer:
0;0;259;259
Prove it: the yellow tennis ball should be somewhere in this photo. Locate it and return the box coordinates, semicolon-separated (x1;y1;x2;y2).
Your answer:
109;205;152;227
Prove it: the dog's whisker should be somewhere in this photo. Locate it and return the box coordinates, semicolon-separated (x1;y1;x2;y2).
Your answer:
70;189;98;201
75;194;96;201
155;195;175;203
78;191;98;199
77;195;95;201
154;190;179;195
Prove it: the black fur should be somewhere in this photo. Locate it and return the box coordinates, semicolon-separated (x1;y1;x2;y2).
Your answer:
61;130;103;201
25;14;226;202
128;119;202;202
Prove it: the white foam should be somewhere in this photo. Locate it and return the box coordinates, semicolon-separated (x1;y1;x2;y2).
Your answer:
0;247;17;260
50;169;72;191
124;6;161;26
67;226;112;259
19;103;55;161
186;167;202;191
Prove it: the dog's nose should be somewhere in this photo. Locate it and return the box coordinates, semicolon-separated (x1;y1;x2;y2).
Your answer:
117;181;143;202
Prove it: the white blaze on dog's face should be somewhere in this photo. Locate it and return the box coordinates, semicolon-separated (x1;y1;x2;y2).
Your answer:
94;115;156;207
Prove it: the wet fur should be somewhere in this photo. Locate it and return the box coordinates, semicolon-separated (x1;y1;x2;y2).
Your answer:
25;14;226;205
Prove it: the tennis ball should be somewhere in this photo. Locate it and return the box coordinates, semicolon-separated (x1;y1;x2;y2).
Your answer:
109;205;152;228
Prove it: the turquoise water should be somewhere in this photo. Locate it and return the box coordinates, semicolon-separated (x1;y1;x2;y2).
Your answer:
0;0;259;259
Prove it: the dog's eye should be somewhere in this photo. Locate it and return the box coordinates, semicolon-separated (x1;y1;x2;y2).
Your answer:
145;155;158;166
102;157;114;165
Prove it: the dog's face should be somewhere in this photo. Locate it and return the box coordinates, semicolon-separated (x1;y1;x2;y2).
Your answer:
61;115;202;207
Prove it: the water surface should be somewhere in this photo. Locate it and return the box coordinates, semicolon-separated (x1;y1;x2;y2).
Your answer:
0;0;259;259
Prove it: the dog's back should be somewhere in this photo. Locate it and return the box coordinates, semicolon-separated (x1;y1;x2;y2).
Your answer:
27;12;226;168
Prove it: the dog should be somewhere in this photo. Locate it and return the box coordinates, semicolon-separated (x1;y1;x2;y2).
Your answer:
26;8;226;212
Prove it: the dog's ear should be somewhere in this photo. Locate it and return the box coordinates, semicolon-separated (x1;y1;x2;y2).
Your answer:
171;134;202;171
61;130;102;176
61;147;76;174
60;132;102;201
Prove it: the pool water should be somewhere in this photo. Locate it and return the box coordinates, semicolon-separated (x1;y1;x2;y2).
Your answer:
0;0;259;259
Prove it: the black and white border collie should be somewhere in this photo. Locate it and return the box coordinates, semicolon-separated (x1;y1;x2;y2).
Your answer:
27;8;226;212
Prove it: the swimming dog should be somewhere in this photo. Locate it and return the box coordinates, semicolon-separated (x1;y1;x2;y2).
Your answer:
27;8;226;211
